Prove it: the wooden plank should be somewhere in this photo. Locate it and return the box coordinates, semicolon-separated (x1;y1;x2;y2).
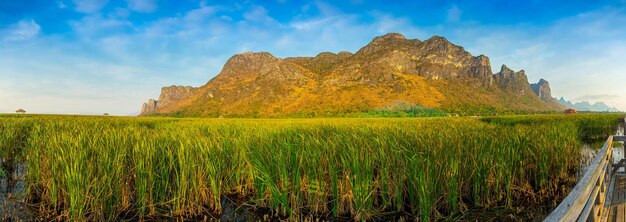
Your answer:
614;204;626;221
607;206;616;222
609;175;626;222
605;174;619;222
545;136;614;222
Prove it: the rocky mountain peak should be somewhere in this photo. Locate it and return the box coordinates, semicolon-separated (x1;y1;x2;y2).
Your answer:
538;78;548;84
493;64;532;96
530;78;564;109
530;79;552;99
476;55;490;66
371;33;406;42
315;52;341;59
356;33;414;55
469;55;493;83
496;65;527;80
228;51;278;64
423;35;451;45
158;86;197;109
219;51;282;78
140;99;157;115
418;35;467;58
498;65;514;76
337;51;353;57
139;85;196;116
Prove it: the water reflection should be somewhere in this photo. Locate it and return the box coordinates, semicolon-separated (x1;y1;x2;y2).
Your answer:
0;164;32;221
614;141;625;173
219;197;262;221
579;144;599;179
579;140;625;178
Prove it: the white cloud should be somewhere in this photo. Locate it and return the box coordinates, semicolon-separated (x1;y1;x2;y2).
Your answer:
243;5;278;25
73;0;108;13
575;94;620;101
69;15;132;38
184;5;219;22
290;16;337;30
446;5;462;23
1;20;41;42
109;8;131;19
57;1;68;9
313;1;340;16
125;0;156;13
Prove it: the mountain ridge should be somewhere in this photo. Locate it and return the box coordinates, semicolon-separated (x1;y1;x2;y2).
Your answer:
558;97;620;112
140;33;564;117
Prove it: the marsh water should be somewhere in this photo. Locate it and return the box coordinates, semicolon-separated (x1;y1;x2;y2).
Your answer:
0;164;32;221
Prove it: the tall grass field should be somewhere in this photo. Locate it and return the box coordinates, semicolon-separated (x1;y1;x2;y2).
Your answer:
0;114;620;220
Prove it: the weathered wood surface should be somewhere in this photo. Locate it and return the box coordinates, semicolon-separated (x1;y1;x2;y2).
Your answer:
544;136;614;222
607;174;626;222
606;117;626;221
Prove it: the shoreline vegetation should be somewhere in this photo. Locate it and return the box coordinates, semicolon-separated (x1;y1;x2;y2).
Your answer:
0;114;620;221
158;106;623;118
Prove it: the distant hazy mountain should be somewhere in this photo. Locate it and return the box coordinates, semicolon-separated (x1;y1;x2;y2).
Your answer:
558;97;620;112
139;33;564;117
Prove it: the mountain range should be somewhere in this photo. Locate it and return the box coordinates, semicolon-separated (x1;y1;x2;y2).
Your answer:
140;33;566;117
558;97;620;112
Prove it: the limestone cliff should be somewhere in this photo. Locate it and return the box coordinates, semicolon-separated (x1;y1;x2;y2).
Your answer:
139;86;197;115
530;79;564;109
139;33;564;117
140;99;157;115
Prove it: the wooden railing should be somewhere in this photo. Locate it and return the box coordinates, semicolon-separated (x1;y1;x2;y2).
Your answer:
544;118;626;222
543;136;614;222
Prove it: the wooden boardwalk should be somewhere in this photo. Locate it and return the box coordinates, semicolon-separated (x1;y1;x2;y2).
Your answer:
543;118;625;222
608;174;626;222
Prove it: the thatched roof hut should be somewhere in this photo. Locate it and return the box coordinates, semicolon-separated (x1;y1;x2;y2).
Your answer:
564;108;577;114
15;109;26;114
103;113;110;116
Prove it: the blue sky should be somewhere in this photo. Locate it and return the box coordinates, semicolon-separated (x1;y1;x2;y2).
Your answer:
1;0;625;115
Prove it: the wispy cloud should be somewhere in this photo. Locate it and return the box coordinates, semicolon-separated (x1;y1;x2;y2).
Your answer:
73;0;108;13
57;1;68;9
125;0;156;13
446;5;462;23
183;5;219;22
575;94;621;101
243;5;278;25
1;20;41;42
69;15;132;38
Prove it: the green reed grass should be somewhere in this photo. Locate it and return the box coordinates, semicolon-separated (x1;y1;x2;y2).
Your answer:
0;114;619;220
